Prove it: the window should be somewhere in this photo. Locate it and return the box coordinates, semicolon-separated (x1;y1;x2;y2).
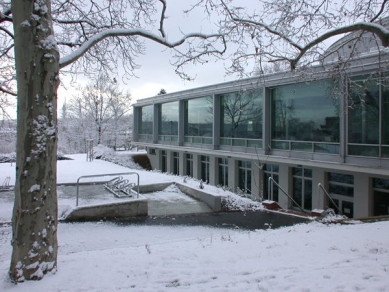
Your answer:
173;152;179;175
271;80;339;153
218;158;229;187
328;172;354;217
238;161;252;194
382;75;389;152
158;101;179;139
139;105;153;142
348;74;389;158
263;164;279;201
184;97;213;144
186;153;193;177
348;75;379;156
292;167;312;210
201;155;210;183
373;178;389;216
219;89;262;146
161;150;167;173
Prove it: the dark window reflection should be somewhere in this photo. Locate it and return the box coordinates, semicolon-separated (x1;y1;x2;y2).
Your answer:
271;80;339;142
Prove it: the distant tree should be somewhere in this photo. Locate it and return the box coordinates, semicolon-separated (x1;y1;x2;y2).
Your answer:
63;75;131;150
158;88;167;95
0;119;16;153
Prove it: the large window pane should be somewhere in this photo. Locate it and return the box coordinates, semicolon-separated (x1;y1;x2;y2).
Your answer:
220;89;262;139
382;75;389;146
159;101;179;136
348;76;379;145
218;158;229;187
373;178;389;216
271;80;339;142
184;97;213;138
140;105;153;135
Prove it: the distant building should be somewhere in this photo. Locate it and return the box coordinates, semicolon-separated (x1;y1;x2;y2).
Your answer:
132;27;389;219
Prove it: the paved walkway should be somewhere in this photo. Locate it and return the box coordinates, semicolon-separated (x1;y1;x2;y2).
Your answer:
3;185;309;230
114;210;309;230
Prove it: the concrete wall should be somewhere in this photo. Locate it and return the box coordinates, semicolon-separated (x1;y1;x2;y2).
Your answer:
176;182;222;212
63;197;148;221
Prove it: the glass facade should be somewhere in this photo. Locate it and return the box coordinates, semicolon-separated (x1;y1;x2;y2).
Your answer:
161;150;167;173
271;80;339;153
184;97;213;144
139;105;153;141
383;76;389;156
238;161;252;194
158;101;179;141
373;178;389;216
133;71;389;218
348;75;380;156
219;89;262;147
292;167;312;210
186;153;194;177
263;164;279;201
173;152;179;175
218;158;229;187
201;155;210;183
328;172;354;217
348;74;389;157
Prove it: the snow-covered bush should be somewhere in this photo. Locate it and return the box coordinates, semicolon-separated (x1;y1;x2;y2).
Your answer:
221;194;263;212
93;144;144;170
0;152;16;163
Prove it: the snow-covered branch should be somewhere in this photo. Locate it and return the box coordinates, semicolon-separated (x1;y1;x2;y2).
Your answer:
59;29;226;69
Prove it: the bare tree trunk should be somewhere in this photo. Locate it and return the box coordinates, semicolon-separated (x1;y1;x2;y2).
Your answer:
10;0;59;282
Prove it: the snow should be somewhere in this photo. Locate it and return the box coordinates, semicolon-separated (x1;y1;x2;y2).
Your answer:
0;152;388;290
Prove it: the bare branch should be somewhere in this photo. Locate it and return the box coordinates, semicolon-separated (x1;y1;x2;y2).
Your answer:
370;0;389;22
60;29;226;69
158;0;167;38
0;85;16;96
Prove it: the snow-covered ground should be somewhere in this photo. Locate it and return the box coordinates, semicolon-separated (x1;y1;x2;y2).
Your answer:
0;151;388;291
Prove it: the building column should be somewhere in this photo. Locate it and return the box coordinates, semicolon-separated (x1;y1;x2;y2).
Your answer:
179;152;186;176
132;106;140;142
166;150;173;174
193;153;201;180
178;100;185;146
213;93;220;150
278;164;290;209
228;157;238;192
353;174;370;218
251;162;261;201
209;156;217;185
312;168;326;210
263;87;271;154
153;104;159;144
339;75;347;161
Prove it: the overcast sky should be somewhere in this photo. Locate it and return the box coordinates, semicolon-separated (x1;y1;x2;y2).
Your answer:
58;0;241;113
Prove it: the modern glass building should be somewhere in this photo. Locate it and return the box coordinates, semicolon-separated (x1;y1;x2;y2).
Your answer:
132;34;389;219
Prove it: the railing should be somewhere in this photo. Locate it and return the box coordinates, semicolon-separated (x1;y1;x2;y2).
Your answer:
267;177;308;214
220;138;262;148
0;176;11;192
76;172;140;206
271;140;340;154
317;183;344;216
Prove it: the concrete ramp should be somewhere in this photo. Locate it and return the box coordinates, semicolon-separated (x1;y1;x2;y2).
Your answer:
59;182;220;221
63;197;148;221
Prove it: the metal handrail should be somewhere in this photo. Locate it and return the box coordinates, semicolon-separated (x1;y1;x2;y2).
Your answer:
76;172;140;206
317;183;344;216
267;177;308;214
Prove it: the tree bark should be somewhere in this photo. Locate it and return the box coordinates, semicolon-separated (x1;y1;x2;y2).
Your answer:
10;0;59;282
